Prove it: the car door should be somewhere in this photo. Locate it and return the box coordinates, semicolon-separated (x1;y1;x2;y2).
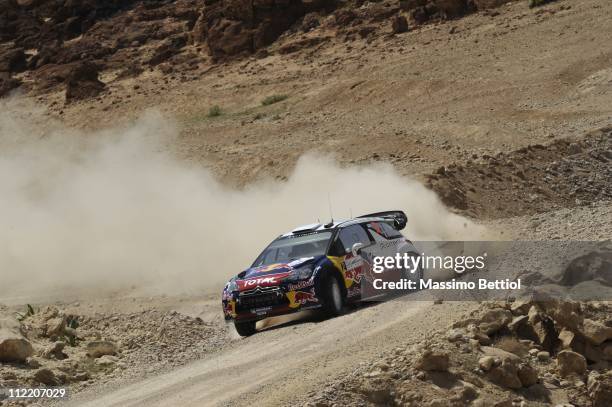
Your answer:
335;224;376;300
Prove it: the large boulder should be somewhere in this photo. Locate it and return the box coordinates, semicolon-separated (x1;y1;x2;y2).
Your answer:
581;319;612;345
478;308;512;335
65;62;105;102
0;317;34;363
557;350;587;378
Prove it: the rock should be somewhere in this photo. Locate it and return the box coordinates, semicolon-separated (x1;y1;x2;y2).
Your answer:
0;72;22;97
568;143;582;154
487;358;522;389
536;351;550;361
459;382;479;402
447;328;465;342
588;371;612;407
65;62;105;102
478;308;512;335
559;329;578;350
87;341;117;358
510;297;534;315
518;362;538;387
508;315;531;337
472;0;509;9
416;350;450;371
0;48;27;73
64;326;77;340
479;356;495;371
481;346;520;363
301;12;320;32
434;0;469;18
541;300;583;330
202;0;318;59
33;368;60;386
467;325;491;345
41;341;67;360
532;317;558;352
391;15;409;34
557;350;587;378
358;382;393;404
26;356;43;368
603;342;612;361
0;317;34;362
581;319;612;345
46;317;66;338
95;355;118;367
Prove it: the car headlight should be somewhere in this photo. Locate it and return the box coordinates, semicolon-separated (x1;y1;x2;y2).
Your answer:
226;280;238;293
288;266;314;282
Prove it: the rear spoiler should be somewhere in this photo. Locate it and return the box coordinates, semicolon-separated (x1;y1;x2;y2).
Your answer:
357;210;408;231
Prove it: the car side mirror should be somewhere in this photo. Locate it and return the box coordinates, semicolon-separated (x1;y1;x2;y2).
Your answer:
351;242;364;256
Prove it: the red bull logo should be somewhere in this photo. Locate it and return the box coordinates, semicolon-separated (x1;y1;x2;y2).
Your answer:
252;263;292;274
287;289;318;308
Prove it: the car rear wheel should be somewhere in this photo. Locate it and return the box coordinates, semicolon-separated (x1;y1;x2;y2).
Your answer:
321;274;344;317
234;320;257;337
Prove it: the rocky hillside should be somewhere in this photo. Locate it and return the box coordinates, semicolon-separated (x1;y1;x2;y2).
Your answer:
1;0;552;100
308;298;612;406
427;126;612;219
0;302;229;398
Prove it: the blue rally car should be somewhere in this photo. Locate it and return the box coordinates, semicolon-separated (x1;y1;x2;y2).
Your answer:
222;211;422;336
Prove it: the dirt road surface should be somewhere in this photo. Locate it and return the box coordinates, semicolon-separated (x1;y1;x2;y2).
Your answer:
64;298;471;407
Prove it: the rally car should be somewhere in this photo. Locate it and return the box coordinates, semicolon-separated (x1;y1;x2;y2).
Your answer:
221;210;423;336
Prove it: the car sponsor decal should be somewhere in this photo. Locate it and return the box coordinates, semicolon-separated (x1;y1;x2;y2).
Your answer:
250;263;293;274
287;278;314;291
287;288;318;309
236;271;292;291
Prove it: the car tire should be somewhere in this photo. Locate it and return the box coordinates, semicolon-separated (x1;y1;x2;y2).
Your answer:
234;320;257;337
321;274;344;318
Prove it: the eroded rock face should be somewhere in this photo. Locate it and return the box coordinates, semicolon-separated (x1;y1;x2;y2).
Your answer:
198;0;325;59
0;317;34;363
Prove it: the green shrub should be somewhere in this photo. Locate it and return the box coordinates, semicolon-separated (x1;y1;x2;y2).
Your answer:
207;105;222;117
261;94;288;106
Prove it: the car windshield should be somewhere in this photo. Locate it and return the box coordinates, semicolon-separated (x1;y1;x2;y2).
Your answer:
252;231;333;267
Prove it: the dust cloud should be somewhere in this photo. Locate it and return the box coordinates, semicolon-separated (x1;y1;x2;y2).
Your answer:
0;101;486;299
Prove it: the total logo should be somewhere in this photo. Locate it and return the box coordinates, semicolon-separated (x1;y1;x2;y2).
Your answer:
237;272;291;291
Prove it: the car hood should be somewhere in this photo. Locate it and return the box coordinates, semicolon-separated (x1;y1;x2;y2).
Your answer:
234;256;319;291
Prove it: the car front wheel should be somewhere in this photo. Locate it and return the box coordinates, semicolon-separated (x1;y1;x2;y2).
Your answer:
321;274;344;317
234;320;257;337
